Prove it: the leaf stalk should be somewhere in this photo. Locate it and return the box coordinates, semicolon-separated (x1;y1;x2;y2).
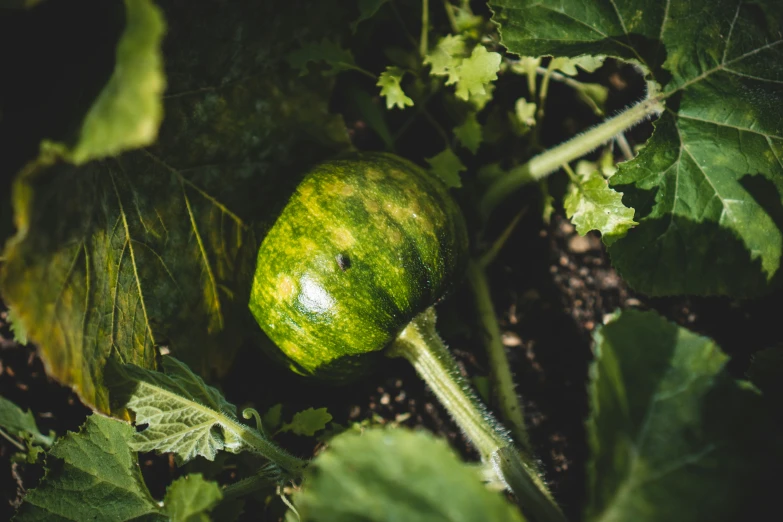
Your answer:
480;97;662;218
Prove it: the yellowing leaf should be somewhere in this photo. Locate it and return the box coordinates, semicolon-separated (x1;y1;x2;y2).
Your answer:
565;171;636;245
377;66;413;109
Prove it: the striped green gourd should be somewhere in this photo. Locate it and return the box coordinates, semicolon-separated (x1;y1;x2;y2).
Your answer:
249;152;469;379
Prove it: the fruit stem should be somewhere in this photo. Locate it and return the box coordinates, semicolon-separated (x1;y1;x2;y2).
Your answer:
388;308;566;522
479;97;662;219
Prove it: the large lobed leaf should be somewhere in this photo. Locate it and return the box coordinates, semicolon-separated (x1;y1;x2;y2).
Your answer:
15;414;223;521
0;0;351;413
586;310;774;522
296;428;526;522
491;0;783;296
14;415;164;521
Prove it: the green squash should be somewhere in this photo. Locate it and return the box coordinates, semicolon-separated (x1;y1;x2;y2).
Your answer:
249;152;469;379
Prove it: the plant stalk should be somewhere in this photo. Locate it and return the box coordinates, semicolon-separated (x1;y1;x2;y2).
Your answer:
388;308;566;522
420;0;429;58
220;415;307;479
467;261;531;453
480;97;662;218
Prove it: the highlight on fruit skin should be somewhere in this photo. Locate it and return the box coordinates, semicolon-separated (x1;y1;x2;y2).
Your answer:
249;152;469;380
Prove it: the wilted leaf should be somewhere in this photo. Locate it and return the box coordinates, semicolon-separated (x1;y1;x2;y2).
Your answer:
296;428;526;522
15;415;164;521
0;0;351;413
587;310;774;522
491;0;783;296
564;171;637;245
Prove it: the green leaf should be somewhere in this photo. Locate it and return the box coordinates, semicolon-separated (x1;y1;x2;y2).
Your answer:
550;56;605;76
287;38;358;77
0;1;351;413
15;415;164;521
262;403;283;432
377;66;413;109
0;396;54;448
425;34;468;82
453;113;483;154
450;45;502;101
280;407;332;437
564;170;637;245
352;0;388;32
110;357;244;463
45;0;165;165
6;306;28;345
491;0;783;296
163;474;222;522
426;148;466;188
587;310;774;522
296;428;526;522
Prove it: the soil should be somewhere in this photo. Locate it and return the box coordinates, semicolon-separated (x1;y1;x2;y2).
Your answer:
2;208;781;521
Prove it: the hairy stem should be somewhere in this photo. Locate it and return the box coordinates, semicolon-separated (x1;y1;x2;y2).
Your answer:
467;261;531;452
388;308;566;522
219;416;307;479
480;97;662;218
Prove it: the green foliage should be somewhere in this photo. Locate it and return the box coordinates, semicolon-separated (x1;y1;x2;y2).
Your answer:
295;428;526;522
426;148;466;188
451;46;502;102
587;310;774;522
453;113;483;154
15;415;164;521
162;474;223;522
0;0;351;413
15;414;223;521
564;171;637;245
377;66;414;109
287;39;358;77
42;0;165;165
0;396;53;460
425;34;468;81
491;0;783;296
352;0;388;32
279;407;333;437
110;357;244;463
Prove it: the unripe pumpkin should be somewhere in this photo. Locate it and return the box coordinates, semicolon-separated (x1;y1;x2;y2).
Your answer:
249;152;469;379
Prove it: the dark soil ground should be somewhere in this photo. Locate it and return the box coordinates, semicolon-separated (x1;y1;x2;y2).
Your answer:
3;207;781;521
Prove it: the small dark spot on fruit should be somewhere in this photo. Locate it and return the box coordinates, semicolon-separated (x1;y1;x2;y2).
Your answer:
336;253;351;271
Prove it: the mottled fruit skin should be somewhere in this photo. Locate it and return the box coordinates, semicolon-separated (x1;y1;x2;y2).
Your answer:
249;152;469;380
